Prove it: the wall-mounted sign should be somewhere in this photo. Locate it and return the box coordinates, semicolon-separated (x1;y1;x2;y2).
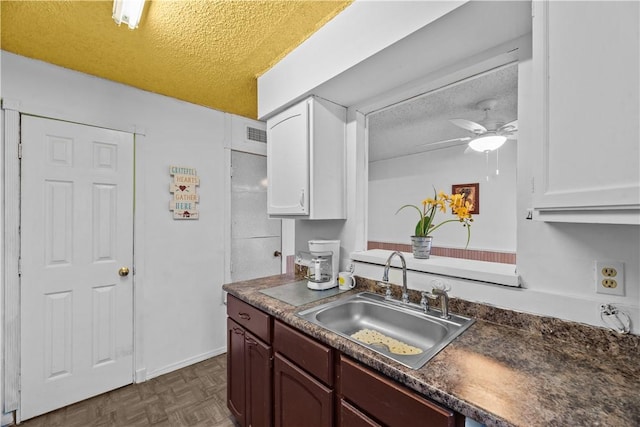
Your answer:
170;166;200;219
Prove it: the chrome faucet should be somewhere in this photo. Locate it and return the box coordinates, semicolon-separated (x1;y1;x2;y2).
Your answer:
382;251;409;304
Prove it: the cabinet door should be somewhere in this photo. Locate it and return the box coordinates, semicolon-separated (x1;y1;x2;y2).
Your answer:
532;1;640;223
245;331;273;427
274;354;333;427
267;100;309;216
227;319;247;427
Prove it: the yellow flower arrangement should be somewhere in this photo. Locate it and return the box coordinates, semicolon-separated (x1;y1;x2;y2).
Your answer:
396;189;473;248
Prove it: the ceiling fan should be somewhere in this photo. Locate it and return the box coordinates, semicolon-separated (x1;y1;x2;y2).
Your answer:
422;98;518;152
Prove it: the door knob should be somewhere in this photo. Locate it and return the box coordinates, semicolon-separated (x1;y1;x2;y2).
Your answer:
273;251;282;257
118;267;130;277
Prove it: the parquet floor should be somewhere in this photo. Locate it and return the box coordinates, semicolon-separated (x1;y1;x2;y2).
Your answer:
18;353;238;427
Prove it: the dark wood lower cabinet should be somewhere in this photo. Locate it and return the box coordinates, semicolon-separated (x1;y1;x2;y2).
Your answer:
227;318;272;427
227;297;466;427
274;354;334;427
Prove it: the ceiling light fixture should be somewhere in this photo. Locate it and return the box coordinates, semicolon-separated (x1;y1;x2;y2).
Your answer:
468;132;507;152
113;0;145;30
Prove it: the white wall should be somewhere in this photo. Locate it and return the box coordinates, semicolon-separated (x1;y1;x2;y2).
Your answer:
354;59;640;333
263;3;640;333
1;52;229;381
368;142;517;251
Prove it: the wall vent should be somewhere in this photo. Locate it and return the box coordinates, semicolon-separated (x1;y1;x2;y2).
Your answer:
246;126;267;143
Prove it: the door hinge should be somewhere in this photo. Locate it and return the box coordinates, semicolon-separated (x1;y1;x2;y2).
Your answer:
230;166;234;177
18;257;22;277
18;143;23;159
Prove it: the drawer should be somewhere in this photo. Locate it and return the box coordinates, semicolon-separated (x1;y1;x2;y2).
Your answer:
227;294;272;344
340;400;381;427
274;320;334;386
340;356;460;427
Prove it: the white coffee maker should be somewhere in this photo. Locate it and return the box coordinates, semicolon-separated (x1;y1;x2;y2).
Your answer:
306;240;340;290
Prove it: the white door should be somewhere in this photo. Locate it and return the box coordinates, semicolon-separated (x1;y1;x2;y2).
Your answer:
231;151;282;281
20;116;134;420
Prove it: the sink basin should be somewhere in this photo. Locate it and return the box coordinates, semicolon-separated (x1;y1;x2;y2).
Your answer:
296;292;474;369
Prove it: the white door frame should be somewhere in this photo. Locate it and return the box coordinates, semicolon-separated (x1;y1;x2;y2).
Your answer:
1;100;145;422
222;115;292;306
223;115;269;289
2;106;21;421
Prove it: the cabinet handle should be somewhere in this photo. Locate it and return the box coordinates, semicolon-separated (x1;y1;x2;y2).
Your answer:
245;336;258;346
299;189;305;208
238;312;251;320
232;327;244;335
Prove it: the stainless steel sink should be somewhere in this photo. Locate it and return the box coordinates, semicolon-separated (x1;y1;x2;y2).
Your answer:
296;292;474;369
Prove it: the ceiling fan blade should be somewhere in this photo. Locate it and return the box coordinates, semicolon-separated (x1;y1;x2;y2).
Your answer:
449;118;487;134
416;137;471;147
498;120;518;133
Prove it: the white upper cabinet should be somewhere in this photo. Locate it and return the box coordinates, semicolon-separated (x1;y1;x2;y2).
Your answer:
267;96;346;219
532;1;640;224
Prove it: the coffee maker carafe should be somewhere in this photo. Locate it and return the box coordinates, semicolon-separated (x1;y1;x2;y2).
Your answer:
302;240;340;290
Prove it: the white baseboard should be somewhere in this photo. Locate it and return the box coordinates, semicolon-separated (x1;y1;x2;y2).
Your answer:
135;368;147;383
145;346;227;381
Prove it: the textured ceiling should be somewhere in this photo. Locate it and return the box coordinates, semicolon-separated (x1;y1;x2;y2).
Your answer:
0;0;351;119
369;64;518;162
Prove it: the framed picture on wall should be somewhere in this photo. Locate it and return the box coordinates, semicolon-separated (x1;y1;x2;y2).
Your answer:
452;183;479;215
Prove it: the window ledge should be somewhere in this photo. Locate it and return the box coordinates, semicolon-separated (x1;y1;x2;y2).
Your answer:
350;249;520;288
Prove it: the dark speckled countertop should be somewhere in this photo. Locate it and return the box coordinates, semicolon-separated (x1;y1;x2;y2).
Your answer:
223;273;640;427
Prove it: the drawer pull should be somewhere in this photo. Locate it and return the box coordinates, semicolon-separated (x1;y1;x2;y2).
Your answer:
232;327;245;335
246;336;258;346
238;312;251;320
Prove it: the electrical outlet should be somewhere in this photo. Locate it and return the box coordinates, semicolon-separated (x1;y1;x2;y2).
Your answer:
595;261;625;296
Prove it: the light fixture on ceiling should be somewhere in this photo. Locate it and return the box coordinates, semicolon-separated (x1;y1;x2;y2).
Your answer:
113;0;145;30
468;132;507;152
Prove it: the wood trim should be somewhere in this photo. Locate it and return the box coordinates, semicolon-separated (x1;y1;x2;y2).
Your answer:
367;241;516;264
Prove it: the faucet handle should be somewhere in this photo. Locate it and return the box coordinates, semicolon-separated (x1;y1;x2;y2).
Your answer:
430;279;450;292
420;291;431;313
431;286;448;296
377;281;393;299
430;287;450;319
